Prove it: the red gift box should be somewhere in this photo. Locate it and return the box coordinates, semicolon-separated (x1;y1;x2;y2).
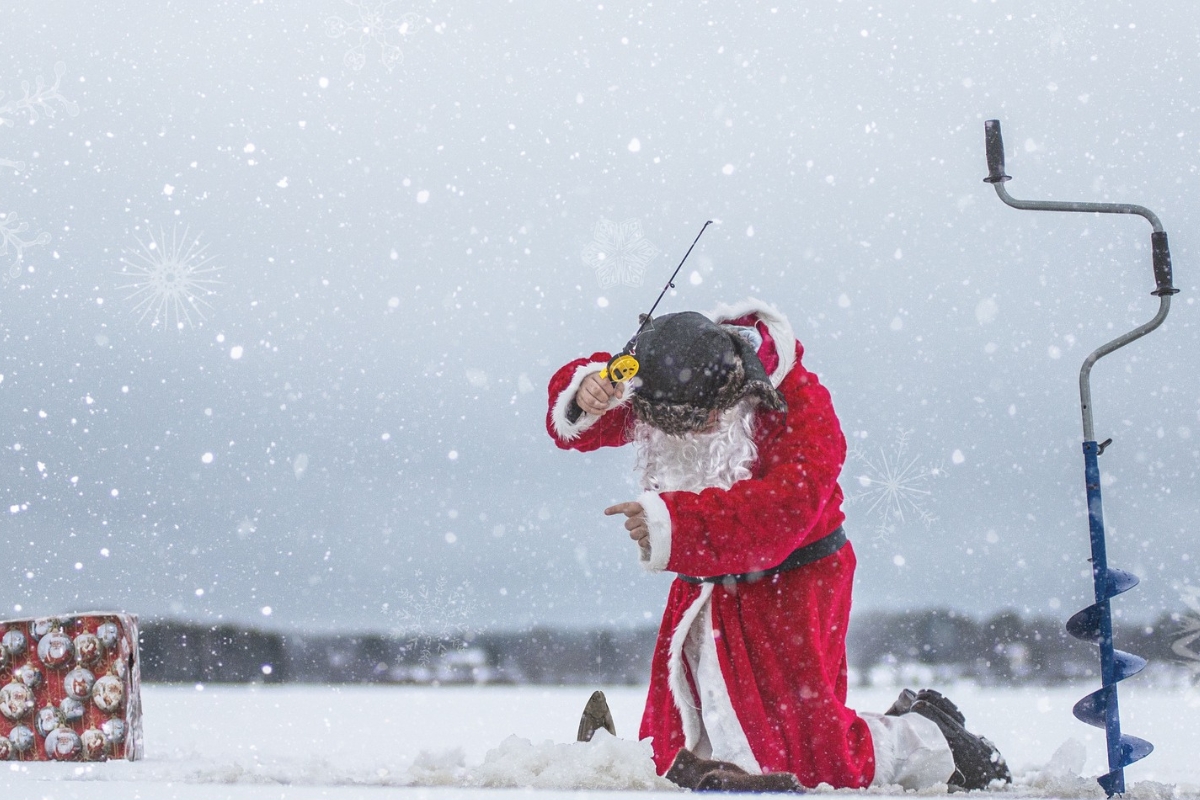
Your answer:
0;613;143;762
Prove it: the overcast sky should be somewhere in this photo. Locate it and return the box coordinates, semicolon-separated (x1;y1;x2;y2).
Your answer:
2;1;1198;635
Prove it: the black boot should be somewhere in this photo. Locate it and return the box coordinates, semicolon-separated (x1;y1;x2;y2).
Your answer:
885;688;966;726
665;748;748;789
909;699;1011;791
695;769;805;793
576;690;616;742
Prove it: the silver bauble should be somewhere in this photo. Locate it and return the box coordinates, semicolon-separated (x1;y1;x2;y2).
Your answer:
35;705;64;737
36;629;74;669
80;728;108;761
64;667;96;701
29;618;54;642
1;629;27;658
92;674;125;714
45;726;82;761
74;632;102;666
0;682;34;722
14;663;43;689
60;696;86;723
8;725;35;754
93;623;119;652
101;717;127;745
95;622;120;651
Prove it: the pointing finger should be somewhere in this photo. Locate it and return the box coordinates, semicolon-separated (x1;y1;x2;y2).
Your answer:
604;502;641;517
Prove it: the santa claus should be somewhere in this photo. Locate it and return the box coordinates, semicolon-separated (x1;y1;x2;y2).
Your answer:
546;299;1011;792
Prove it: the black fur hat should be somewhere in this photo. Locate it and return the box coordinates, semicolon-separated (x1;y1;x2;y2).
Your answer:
627;311;787;435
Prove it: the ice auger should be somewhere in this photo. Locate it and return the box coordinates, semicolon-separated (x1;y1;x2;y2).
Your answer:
982;119;1177;796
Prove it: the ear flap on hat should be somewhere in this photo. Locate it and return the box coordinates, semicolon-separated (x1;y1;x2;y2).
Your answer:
727;333;787;414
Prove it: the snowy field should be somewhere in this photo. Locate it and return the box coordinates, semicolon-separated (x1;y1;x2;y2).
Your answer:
2;682;1199;800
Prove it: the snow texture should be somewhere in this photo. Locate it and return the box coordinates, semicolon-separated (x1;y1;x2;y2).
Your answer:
1;683;1198;799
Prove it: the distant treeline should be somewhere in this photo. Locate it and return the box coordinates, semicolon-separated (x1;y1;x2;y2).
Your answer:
848;608;1195;685
137;608;1199;686
138;624;658;685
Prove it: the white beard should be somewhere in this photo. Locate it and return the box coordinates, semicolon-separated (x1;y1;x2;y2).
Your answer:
634;400;759;493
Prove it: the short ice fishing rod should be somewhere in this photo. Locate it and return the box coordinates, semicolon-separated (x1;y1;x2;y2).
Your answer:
565;220;713;424
983;119;1177;797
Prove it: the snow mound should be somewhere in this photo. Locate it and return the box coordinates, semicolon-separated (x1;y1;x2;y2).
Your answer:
407;747;471;786
1013;739;1103;798
1126;781;1190;800
1002;739;1200;800
808;781;950;796
408;730;674;791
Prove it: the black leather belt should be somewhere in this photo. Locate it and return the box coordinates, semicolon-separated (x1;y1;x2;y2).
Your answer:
677;526;847;585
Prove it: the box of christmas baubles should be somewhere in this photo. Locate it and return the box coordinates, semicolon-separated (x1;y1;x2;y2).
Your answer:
0;613;143;762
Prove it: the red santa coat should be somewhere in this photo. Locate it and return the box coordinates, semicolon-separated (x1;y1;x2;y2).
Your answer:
546;299;875;788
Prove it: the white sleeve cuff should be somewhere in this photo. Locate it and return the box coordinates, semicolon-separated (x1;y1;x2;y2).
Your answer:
550;360;632;441
637;490;672;572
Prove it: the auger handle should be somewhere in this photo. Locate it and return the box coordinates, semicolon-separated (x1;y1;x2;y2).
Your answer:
983;119;1011;184
1152;231;1179;296
565;398;585;424
562;355;639;424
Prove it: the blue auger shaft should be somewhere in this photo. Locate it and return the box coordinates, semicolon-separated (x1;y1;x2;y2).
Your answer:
1082;440;1125;792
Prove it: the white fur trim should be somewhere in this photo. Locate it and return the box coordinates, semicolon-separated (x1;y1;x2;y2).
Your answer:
549;360;633;441
706;298;797;387
861;711;955;790
667;583;713;751
690;602;761;771
637;491;672;572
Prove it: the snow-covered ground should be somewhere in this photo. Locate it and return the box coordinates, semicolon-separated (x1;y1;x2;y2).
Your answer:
2;682;1198;799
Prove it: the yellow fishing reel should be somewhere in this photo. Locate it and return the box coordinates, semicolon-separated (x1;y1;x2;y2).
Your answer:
600;353;639;383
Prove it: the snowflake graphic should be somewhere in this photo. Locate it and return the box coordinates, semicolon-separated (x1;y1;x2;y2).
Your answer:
0;61;79;130
1;61;79;174
1171;585;1200;675
117;226;222;330
1;63;77;281
325;1;421;72
386;575;476;666
581;218;661;289
0;212;51;279
846;429;944;537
